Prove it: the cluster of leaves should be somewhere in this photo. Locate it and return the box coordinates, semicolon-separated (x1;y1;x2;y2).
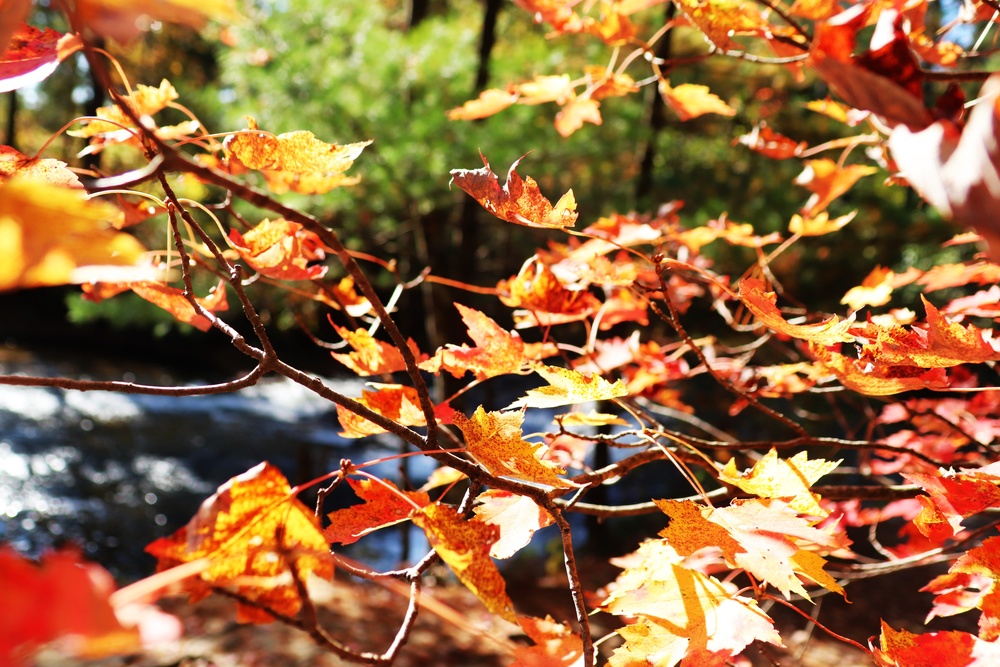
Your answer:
3;1;1000;666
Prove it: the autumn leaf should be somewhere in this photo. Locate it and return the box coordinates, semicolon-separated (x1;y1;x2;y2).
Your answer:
794;158;878;217
585;66;639;100
515;74;576;105
455;406;573;488
474;489;554;559
450;153;578;229
0;23;82;93
420;303;527;380
872;621;1000;667
70;79;179;140
719;448;841;517
82;280;228;332
336;383;452;438
840;265;920;311
146;462;334;624
904;466;1000;541
0;547;141;666
0;179;147;291
788;210;855;237
324;477;429;545
554;97;602;137
656;498;846;600
229;218;327;281
601;539;782;665
0;144;81;187
512;615;583;667
737;123;807;160
330;325;425;376
71;0;240;42
673;0;769;50
498;257;601;327
225;118;372;194
738;277;857;344
447;88;518;120
810;342;950;396
413;503;517;623
659;81;736;121
509;364;627;409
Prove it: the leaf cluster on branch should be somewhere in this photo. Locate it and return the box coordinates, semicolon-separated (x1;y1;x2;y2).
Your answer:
2;0;1000;666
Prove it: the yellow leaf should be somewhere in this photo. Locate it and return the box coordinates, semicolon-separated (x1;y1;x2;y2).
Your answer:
719;448;841;517
413;503;516;622
0;179;146;291
455;406;573;488
659;81;737;121
509;364;628;409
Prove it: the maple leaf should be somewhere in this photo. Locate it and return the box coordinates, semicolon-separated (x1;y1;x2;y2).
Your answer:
225;118;372;194
904;466;1000;541
0;23;82;93
514;74;576;105
719;448;841;517
659;81;737;121
872;621;1000;667
601;539;782;666
447;88;518;120
554;97;602;137
919;263;1000;293
794;158;878;217
840;265;920;311
473;489;555;558
82;279;228;332
0;144;81;188
888;74;1000;261
0;547;142;666
512;615;583;667
737;123;807;160
498;257;601;327
810;342;950;396
449;153;578;228
0;179;147;291
71;0;240;42
412;503;517;622
146;462;335;624
856;297;1000;368
70;79;179;139
455;406;573;488
656;498;845;600
584;66;639;100
738;277;856;344
317;276;373;317
420;303;527;380
947;537;1000;641
336;383;453;438
330;325;425;376
229;218;327;281
673;0;769;50
788;210;856;237
324;477;429;545
509;364;627;409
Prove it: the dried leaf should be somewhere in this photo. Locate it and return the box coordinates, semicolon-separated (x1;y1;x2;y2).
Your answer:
455;406;573;488
450;153;578;229
145;462;334;623
413;503;517;622
229;218;327;281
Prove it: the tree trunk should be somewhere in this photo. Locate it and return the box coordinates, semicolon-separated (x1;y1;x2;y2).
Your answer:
635;4;677;207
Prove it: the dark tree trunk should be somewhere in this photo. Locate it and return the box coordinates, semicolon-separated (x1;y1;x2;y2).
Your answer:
635;4;677;207
409;0;431;27
5;91;16;149
82;38;106;174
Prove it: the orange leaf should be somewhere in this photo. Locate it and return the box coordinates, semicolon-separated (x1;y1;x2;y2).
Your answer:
509;364;627;409
872;621;1000;667
229;218;327;281
0;23;81;93
794;158;878;217
673;0;769;50
145;462;334;624
473;490;555;559
659;81;736;121
447;88;518;120
905;466;1000;541
512;615;583;667
840;265;920;311
336;383;453;439
324;477;429;545
0;179;147;291
948;536;1000;641
498;257;601;327
71;0;239;42
86;279;228;332
918;263;1000;293
810;342;950;395
450;153;578;229
512;0;585;32
719;448;841;517
737;123;807;160
0;144;81;188
585;66;639;100
420;303;527;380
0;547;141;665
455;406;573;488
70;79;179;139
225;117;371;195
514;74;575;105
330;325;425;376
738;277;857;344
554;97;602;137
413;503;517;622
788;210;855;237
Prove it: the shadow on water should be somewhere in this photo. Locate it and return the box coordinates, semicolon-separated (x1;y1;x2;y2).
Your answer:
0;347;689;581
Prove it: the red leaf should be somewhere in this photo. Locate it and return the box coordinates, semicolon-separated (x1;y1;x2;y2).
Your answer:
324;478;429;545
0;23;81;93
